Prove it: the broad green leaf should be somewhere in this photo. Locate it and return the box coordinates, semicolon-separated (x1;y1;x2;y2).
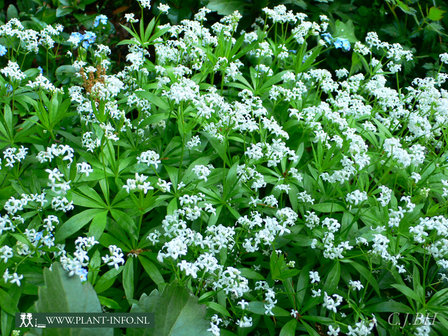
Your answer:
428;6;446;21
0;288;17;315
427;288;448;306
7;4;19;20
34;262;113;336
334;20;357;43
128;283;211;336
55;209;104;242
279;319;297;336
207;0;245;16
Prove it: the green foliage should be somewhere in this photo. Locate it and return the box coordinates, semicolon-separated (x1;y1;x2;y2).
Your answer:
0;1;448;336
30;262;113;336
128;283;211;336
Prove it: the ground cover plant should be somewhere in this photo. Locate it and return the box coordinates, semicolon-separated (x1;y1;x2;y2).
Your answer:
0;1;448;335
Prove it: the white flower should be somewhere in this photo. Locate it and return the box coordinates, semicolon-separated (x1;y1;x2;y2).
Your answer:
1;61;26;81
323;292;343;313
192;164;212;182
77;162;93;176
309;270;320;284
10;272;23;286
238;299;249;310
137;150;161;168
440;53;448;64
328;325;340;336
124;13;138;23
102;245;125;269
349;280;364;291
137;0;151;9
0;245;13;262
346;190;368;206
237;316;252;328
158;4;170;13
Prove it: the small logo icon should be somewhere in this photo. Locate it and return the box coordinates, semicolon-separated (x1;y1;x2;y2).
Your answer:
19;313;34;328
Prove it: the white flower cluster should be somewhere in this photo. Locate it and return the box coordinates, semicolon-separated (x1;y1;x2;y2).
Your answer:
1;60;26;81
60;236;98;281
123;173;154;194
3;146;28;168
37;144;74;165
46;168;71;195
102;245;125;270
137;150;161;169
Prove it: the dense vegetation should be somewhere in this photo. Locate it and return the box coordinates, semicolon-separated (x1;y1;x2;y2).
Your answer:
1;1;448;335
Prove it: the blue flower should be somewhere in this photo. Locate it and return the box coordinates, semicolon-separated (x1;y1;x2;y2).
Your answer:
37;66;43;74
334;38;351;52
0;45;7;56
321;33;334;45
93;15;108;28
69;32;84;48
35;231;43;242
81;31;96;48
5;84;13;93
77;268;88;282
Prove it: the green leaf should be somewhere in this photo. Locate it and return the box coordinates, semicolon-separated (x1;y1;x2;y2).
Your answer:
98;296;121;310
365;300;413;313
282;0;307;9
205;301;231;317
35;262;113;336
391;284;421;303
73;185;107;209
55;209;104;242
333;20;357;43
128;283;211;336
137;90;170;110
324;261;340;293
279;319;297;336
428;6;446;21
238;268;264;281
427;288;448;306
88;210;108;240
345;260;380;296
301;320;320;336
396;0;417;15
7;4;19;20
94;267;122;294
270;252;299;281
139;256;165;287
1;310;14;336
311;203;345;213
207;0;245;15
0;288;17;315
56;6;73;17
123;257;135;301
110;209;137;240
